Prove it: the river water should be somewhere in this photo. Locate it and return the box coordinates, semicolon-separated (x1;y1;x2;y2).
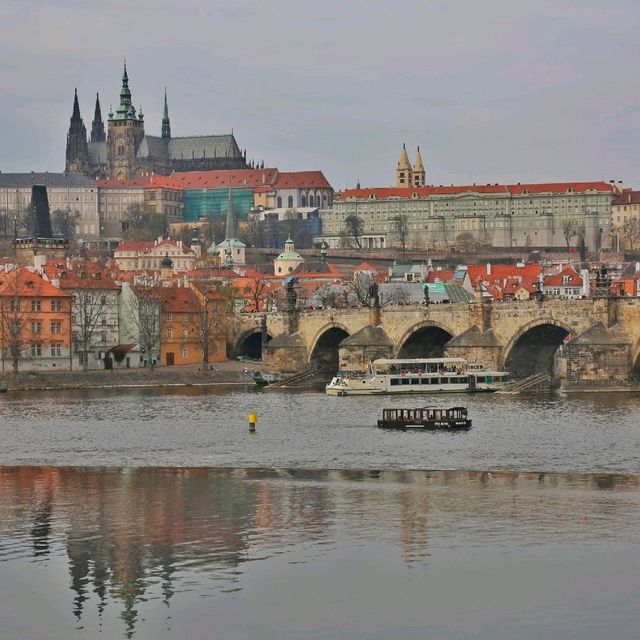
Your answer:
1;387;640;638
1;386;639;472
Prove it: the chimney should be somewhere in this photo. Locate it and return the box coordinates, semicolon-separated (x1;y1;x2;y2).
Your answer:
486;262;491;276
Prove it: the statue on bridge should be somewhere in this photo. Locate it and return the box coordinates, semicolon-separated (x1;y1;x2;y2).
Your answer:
368;281;380;309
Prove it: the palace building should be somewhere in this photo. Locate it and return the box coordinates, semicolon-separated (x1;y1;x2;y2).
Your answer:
65;63;249;180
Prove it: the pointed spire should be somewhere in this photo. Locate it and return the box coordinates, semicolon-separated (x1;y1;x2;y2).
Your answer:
72;88;81;121
398;143;411;170
115;59;134;120
412;145;426;186
90;93;106;142
225;182;237;241
161;88;171;139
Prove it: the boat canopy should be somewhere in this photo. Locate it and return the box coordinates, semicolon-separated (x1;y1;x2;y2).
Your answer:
373;357;467;366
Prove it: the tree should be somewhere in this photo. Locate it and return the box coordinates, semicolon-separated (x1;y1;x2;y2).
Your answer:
127;276;162;368
455;232;477;253
337;232;353;249
621;219;640;251
72;284;109;373
344;214;364;248
381;285;410;306
123;203;166;241
246;275;270;312
392;214;409;257
347;272;374;306
562;219;579;249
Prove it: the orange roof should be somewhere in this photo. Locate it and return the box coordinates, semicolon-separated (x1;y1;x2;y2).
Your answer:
42;259;119;290
613;191;640;206
425;269;455;283
272;171;332;189
160;287;202;313
0;268;71;298
171;168;279;190
337;181;614;200
353;262;381;273
96;175;182;190
466;263;541;284
544;265;583;287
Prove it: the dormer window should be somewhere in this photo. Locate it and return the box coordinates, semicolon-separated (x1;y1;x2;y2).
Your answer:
562;275;571;285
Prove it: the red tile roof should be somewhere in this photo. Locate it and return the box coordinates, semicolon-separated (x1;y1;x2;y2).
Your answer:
613;191;640;206
337;181;614;200
160;287;202;313
96;176;182;190
272;171;332;190
425;269;455;283
171;169;279;190
42;259;119;290
0;268;71;298
466;263;541;284
543;265;583;287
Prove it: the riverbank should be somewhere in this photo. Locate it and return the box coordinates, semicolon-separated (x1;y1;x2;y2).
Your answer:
0;361;257;391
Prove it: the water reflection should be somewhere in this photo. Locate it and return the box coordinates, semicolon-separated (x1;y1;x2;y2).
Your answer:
1;467;640;639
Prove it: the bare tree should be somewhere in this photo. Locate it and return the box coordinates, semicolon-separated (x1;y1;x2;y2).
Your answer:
73;287;108;373
562;219;579;249
381;285;410;306
392;214;409;257
246;274;270;313
128;276;162;369
621;219;640;250
344;214;364;248
314;285;342;309
123;203;166;241
347;272;374;306
455;231;477;253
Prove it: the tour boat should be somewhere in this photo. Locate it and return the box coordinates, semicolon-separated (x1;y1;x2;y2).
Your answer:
378;406;472;430
325;357;509;396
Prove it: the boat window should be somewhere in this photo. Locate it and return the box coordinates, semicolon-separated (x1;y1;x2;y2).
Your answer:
411;378;421;385
401;378;410;385
391;378;400;386
477;376;485;383
459;377;468;384
440;377;448;384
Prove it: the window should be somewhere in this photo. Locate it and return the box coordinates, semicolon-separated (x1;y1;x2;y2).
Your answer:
31;343;42;357
182;348;189;359
31;299;41;312
182;327;188;338
167;313;173;321
51;300;62;311
51;322;62;334
101;317;107;325
288;196;293;208
101;332;107;342
100;295;107;304
31;321;42;334
50;344;62;357
11;300;20;312
277;196;282;208
167;327;173;338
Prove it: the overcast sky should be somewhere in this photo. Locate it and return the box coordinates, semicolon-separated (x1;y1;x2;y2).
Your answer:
1;0;640;190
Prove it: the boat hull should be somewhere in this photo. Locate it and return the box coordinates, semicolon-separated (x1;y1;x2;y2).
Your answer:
378;419;472;430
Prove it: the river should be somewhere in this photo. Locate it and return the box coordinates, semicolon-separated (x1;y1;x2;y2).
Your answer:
1;387;640;638
0;386;639;472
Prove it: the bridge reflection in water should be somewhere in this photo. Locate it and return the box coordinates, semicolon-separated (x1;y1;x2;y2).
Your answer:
1;467;639;639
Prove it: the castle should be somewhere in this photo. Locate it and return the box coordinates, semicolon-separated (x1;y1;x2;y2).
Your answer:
65;63;249;180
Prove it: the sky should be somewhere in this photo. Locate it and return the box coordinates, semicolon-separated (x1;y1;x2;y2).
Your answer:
1;0;640;191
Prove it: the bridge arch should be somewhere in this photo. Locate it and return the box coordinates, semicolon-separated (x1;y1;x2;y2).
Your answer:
502;319;574;378
631;340;640;379
395;320;455;358
307;322;350;373
234;328;273;360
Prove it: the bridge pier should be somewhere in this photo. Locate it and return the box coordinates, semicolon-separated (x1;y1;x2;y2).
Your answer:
443;326;502;371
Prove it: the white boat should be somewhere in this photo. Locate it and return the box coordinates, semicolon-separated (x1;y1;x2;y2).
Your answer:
325;357;509;396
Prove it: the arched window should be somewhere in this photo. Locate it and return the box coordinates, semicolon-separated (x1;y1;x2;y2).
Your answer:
287;195;293;208
301;195;307;207
277;196;282;208
309;194;314;206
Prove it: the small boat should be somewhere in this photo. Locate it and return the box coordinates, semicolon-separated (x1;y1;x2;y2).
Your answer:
377;406;472;430
247;370;282;387
0;386;7;393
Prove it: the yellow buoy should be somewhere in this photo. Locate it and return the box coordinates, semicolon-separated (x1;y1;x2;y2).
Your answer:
248;413;258;432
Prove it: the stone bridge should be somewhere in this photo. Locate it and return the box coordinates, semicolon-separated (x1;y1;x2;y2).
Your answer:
229;298;640;384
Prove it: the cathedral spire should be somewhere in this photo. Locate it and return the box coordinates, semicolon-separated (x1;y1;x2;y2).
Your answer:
412;145;426;187
90;93;106;142
161;88;171;139
119;60;132;108
396;142;412;187
72;88;81;121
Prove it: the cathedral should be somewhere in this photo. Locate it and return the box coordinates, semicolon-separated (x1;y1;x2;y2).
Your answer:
65;63;249;180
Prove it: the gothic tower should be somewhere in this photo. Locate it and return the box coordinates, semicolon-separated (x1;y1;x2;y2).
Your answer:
90;93;106;143
65;89;89;173
107;62;145;180
395;143;412;188
161;88;171;140
412;146;426;187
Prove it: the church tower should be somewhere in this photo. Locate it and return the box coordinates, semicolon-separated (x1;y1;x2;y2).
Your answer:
161;89;171;140
90;93;106;142
395;143;412;188
412;146;426;187
107;62;145;180
65;89;89;173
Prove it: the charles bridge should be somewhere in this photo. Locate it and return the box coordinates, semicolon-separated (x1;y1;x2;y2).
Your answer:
229;298;640;385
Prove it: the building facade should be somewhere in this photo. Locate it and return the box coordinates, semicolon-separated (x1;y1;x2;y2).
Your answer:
114;238;196;272
0;173;99;244
0;267;72;372
319;181;615;251
65;64;249;180
611;190;640;251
